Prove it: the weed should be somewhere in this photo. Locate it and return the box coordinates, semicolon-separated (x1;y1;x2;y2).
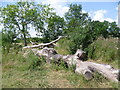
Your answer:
51;59;68;71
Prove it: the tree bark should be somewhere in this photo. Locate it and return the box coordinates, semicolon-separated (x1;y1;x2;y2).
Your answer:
22;23;27;46
23;32;27;46
75;60;119;82
29;47;119;82
23;38;119;82
30;41;38;45
23;36;63;49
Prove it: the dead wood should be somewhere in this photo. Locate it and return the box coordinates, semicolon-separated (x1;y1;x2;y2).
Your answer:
23;37;119;82
23;36;63;49
30;47;119;82
75;60;119;82
30;41;38;45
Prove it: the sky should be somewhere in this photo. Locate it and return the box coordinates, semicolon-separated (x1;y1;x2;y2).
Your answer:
0;0;119;37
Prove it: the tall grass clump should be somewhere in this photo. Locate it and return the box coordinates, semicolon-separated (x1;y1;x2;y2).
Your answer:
28;52;46;70
88;37;119;62
55;38;70;55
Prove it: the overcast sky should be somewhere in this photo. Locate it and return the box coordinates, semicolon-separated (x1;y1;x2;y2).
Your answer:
0;0;119;37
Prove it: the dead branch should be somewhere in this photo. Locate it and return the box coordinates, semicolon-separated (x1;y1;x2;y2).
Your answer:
23;36;63;49
30;41;38;45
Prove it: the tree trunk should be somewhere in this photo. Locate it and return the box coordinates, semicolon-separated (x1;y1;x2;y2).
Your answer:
23;38;119;82
23;32;27;46
28;47;119;82
75;60;119;82
22;24;27;46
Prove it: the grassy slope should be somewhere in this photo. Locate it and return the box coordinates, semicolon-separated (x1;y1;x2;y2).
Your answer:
2;49;118;88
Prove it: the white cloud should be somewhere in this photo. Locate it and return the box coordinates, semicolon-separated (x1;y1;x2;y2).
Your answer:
104;18;114;22
82;10;87;13
116;7;118;10
89;10;117;23
91;10;107;21
42;0;69;17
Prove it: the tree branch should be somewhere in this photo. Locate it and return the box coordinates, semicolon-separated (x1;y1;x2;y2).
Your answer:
23;36;64;49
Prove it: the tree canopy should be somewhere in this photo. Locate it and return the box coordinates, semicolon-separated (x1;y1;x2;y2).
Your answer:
1;2;120;54
1;2;54;46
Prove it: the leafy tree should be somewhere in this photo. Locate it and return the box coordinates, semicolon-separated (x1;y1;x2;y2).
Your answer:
43;14;65;42
90;21;109;39
65;4;89;33
64;4;92;54
0;2;52;46
91;20;120;39
108;22;120;37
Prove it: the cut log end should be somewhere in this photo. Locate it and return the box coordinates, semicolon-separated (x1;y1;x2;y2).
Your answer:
83;71;93;80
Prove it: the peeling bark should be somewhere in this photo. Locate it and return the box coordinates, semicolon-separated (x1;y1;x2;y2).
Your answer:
30;47;119;82
23;37;119;82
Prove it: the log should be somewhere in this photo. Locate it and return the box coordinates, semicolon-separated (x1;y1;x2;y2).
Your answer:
30;47;119;82
32;47;66;65
62;49;86;66
23;36;63;49
32;47;85;66
75;60;119;82
32;47;57;57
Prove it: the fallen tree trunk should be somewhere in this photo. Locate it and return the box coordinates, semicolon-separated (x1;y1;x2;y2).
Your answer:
29;47;119;82
75;60;119;82
23;36;63;49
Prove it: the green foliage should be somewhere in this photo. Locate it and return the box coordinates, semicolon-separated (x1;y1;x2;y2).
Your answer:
91;21;120;39
30;37;43;43
108;22;120;37
55;38;70;55
64;4;92;54
0;2;54;46
29;54;46;70
63;4;120;55
51;60;68;71
65;4;90;33
43;14;65;42
88;37;119;62
2;30;22;54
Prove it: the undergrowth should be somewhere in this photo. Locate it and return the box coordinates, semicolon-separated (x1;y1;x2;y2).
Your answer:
2;45;119;88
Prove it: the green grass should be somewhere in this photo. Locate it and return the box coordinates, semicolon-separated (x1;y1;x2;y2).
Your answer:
55;38;70;55
2;43;119;88
2;49;50;88
88;37;119;68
